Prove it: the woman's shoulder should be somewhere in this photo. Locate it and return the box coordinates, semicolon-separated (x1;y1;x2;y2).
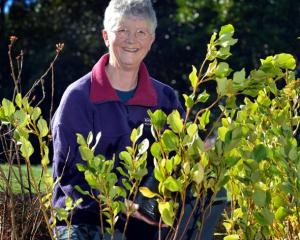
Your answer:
61;72;92;104
150;77;178;100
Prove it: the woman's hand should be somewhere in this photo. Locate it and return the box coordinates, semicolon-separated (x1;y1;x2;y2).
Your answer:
125;200;168;227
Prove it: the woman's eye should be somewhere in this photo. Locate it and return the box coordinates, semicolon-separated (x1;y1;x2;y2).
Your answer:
117;29;126;33
137;30;146;35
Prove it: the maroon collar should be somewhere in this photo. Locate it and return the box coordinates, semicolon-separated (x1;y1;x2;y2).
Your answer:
90;53;157;106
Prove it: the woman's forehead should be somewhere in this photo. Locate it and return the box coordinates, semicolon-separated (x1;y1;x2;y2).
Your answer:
115;16;151;28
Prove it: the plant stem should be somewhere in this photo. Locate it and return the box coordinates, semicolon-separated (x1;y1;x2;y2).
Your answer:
177;196;201;240
98;199;104;236
172;192;187;240
24;157;55;240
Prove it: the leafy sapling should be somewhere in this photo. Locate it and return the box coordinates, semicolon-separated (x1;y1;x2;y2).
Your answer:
75;132;126;239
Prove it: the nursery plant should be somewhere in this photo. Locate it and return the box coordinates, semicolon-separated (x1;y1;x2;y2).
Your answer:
0;37;66;240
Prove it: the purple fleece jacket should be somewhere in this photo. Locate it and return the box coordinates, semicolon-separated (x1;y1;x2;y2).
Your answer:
51;53;184;225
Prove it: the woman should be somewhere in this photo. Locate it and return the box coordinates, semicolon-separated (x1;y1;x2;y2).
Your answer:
52;0;183;239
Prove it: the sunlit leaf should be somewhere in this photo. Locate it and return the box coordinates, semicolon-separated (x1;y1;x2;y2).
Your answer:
163;176;182;192
189;65;198;90
158;201;174;226
37;118;49;137
274;53;296;70
20;137;34;159
167;110;183;133
139;187;160;198
138;138;149;155
79;146;94;161
2;98;15;117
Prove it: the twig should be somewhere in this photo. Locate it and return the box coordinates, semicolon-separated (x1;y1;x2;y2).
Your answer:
25;43;64;100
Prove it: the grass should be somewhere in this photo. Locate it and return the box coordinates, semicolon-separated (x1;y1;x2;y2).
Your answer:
0;164;51;193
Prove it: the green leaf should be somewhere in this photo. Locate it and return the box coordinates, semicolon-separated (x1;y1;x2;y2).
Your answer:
253;189;266;207
215;62;231;78
233;69;246;86
273;195;285;208
87;132;93;146
151;142;162;160
76;133;87;146
196;90;210;103
217;46;232;60
254;209;274;226
147;109;167;130
173;154;181;166
65;196;73;209
79;146;94;161
122;178;131;191
20;137;34;159
183;94;194;108
200;152;209;167
84;171;99;189
76;163;88;172
198;109;210;129
218;126;228;142
274;53;296;70
15;93;22;108
252;144;267;162
138;138;149;155
154;167;164;182
117;167;128;178
163;176;182;192
74;185;90;195
167;110;183;133
119;151;132;166
31;107;41;121
165;159;173;175
56;208;68;221
207;59;218;76
192;164;204;185
187;123;198;137
219;24;234;38
21;97;30;111
139;187;160;198
224;235;240;240
189;65;198;90
275;206;289;222
109;186;120;199
158;201;174;226
37;118;49;137
130;124;144;143
13;110;27;127
161;130;179;152
2;98;15;117
288;146;298;161
216;77;227;96
41;145;50;166
74;198;83;207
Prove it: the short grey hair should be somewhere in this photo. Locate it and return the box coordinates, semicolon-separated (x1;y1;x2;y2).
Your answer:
103;0;157;34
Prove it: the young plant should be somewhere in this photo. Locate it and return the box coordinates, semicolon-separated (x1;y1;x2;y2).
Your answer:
75;132;126;239
117;124;149;239
222;54;300;239
0;36;66;239
138;24;253;239
54;196;83;240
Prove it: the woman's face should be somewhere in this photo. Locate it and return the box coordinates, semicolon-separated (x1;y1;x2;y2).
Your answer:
102;16;155;71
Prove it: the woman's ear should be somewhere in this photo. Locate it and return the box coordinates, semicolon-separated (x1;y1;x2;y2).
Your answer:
102;30;110;47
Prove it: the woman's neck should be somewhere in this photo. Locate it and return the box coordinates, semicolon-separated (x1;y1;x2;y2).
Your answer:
105;63;139;91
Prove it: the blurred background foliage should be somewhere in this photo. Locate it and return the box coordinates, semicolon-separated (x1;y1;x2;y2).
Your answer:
0;0;300;118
